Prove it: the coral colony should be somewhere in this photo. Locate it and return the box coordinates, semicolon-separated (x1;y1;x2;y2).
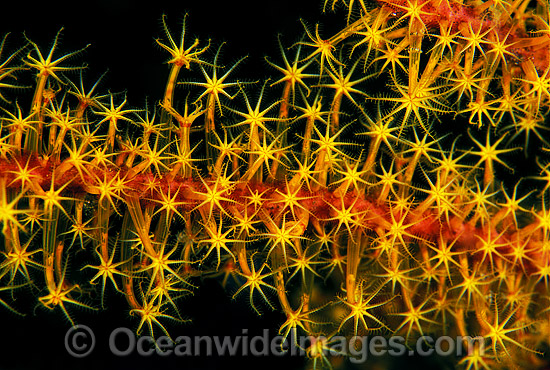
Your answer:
1;0;550;368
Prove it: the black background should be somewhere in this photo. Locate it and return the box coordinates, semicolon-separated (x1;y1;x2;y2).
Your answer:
0;0;334;103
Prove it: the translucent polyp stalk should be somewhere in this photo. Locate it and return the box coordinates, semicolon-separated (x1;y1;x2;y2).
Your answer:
346;233;362;304
204;94;217;172
271;81;291;179
25;74;48;153
160;63;184;146
42;206;60;261
2;222;20;262
126;195;157;259
235;241;252;276
120;209;141;310
270;247;292;315
106;117;118;153
247;125;262;183
154;210;173;246
407;19;424;96
329;93;342;137
328;15;366;46
361;132;382;178
300;112;316;164
96;198;111;262
42;206;61;291
178;124;192;178
163;64;182;114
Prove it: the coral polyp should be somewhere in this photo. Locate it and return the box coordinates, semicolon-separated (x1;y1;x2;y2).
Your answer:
1;0;550;368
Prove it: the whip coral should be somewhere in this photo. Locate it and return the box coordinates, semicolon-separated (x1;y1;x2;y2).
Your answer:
1;0;550;369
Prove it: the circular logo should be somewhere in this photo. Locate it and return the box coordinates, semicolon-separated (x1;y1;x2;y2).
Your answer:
65;325;96;358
